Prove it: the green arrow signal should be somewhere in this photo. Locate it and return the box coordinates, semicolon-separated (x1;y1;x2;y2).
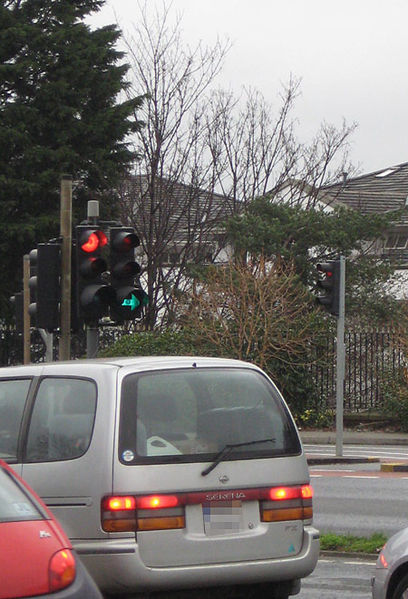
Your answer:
121;294;140;311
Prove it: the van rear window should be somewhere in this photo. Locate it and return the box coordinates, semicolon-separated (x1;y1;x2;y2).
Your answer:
119;368;300;464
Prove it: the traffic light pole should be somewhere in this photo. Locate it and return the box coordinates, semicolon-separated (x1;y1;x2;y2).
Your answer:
23;254;30;364
60;175;72;361
86;200;100;359
335;256;346;457
39;329;53;362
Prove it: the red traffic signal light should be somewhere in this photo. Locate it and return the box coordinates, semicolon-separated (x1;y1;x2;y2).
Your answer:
75;225;110;323
79;229;108;253
316;260;340;316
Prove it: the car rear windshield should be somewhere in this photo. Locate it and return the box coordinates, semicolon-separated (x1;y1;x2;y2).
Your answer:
119;367;301;464
0;469;44;523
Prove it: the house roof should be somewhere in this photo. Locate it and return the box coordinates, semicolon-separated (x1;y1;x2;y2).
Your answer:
320;162;408;215
119;174;238;245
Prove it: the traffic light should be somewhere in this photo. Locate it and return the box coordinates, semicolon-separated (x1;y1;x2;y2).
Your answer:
28;243;61;330
109;226;148;321
75;225;114;323
315;260;340;316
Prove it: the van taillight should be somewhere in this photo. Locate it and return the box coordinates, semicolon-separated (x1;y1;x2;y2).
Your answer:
261;484;313;523
138;494;179;509
101;494;185;532
102;484;313;532
102;495;137;532
108;496;136;511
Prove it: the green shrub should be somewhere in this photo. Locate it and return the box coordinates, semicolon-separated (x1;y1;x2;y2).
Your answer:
297;407;335;429
266;360;323;422
99;330;195;358
379;367;408;431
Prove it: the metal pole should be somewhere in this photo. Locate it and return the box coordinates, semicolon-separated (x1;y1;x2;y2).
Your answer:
59;175;72;360
335;256;346;457
86;326;99;359
23;255;30;364
39;330;54;362
86;200;100;359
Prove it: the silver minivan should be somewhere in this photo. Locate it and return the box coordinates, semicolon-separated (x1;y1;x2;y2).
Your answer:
0;356;319;598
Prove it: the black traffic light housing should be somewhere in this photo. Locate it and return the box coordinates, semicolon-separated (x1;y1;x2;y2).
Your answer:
75;225;114;323
315;260;341;316
28;243;61;330
109;226;148;321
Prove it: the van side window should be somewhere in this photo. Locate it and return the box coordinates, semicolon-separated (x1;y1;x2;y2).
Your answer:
0;379;31;460
25;378;97;462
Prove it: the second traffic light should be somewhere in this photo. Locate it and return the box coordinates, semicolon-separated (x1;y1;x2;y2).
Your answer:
28;243;61;331
75;225;114;323
109;226;147;321
315;260;341;316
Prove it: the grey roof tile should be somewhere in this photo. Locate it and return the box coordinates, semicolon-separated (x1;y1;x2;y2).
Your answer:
321;162;408;214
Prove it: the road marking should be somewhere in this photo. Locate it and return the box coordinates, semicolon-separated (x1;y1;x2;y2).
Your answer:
319;558;376;565
344;560;377;565
344;475;379;479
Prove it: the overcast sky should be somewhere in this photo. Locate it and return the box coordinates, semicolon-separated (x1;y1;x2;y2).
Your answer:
92;0;408;177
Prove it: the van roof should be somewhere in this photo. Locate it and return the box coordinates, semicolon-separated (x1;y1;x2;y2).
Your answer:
0;356;260;375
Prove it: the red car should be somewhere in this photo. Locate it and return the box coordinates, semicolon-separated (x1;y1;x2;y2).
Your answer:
0;460;102;599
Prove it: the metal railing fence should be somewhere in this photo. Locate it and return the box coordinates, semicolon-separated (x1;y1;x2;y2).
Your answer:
1;327;404;412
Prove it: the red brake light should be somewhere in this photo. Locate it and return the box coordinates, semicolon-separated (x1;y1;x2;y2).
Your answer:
269;486;300;501
138;495;180;509
107;496;136;511
49;549;76;592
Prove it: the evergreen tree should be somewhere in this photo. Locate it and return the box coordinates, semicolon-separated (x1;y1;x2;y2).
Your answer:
226;198;401;325
0;0;144;318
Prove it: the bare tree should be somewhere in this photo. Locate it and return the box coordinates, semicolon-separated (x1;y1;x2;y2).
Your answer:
174;256;322;375
205;83;357;209
118;1;357;329
118;1;232;329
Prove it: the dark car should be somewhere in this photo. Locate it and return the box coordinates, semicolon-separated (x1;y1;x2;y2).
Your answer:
0;459;102;599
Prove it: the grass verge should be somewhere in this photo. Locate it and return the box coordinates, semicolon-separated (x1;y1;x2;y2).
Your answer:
320;532;387;554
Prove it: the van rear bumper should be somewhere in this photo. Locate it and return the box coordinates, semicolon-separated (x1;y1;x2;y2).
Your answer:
76;526;320;594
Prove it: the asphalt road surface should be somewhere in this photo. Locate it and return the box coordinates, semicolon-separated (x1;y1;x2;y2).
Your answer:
298;554;376;599
110;556;377;599
310;461;408;537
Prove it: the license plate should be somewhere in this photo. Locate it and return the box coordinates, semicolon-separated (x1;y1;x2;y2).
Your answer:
203;500;244;536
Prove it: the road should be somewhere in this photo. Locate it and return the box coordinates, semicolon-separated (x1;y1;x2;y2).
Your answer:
121;555;376;599
305;442;408;462
306;444;408;537
298;554;376;598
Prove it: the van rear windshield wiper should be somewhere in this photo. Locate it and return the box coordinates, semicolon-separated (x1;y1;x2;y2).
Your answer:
201;438;275;476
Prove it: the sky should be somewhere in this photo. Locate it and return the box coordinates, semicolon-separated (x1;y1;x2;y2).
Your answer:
91;0;408;177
